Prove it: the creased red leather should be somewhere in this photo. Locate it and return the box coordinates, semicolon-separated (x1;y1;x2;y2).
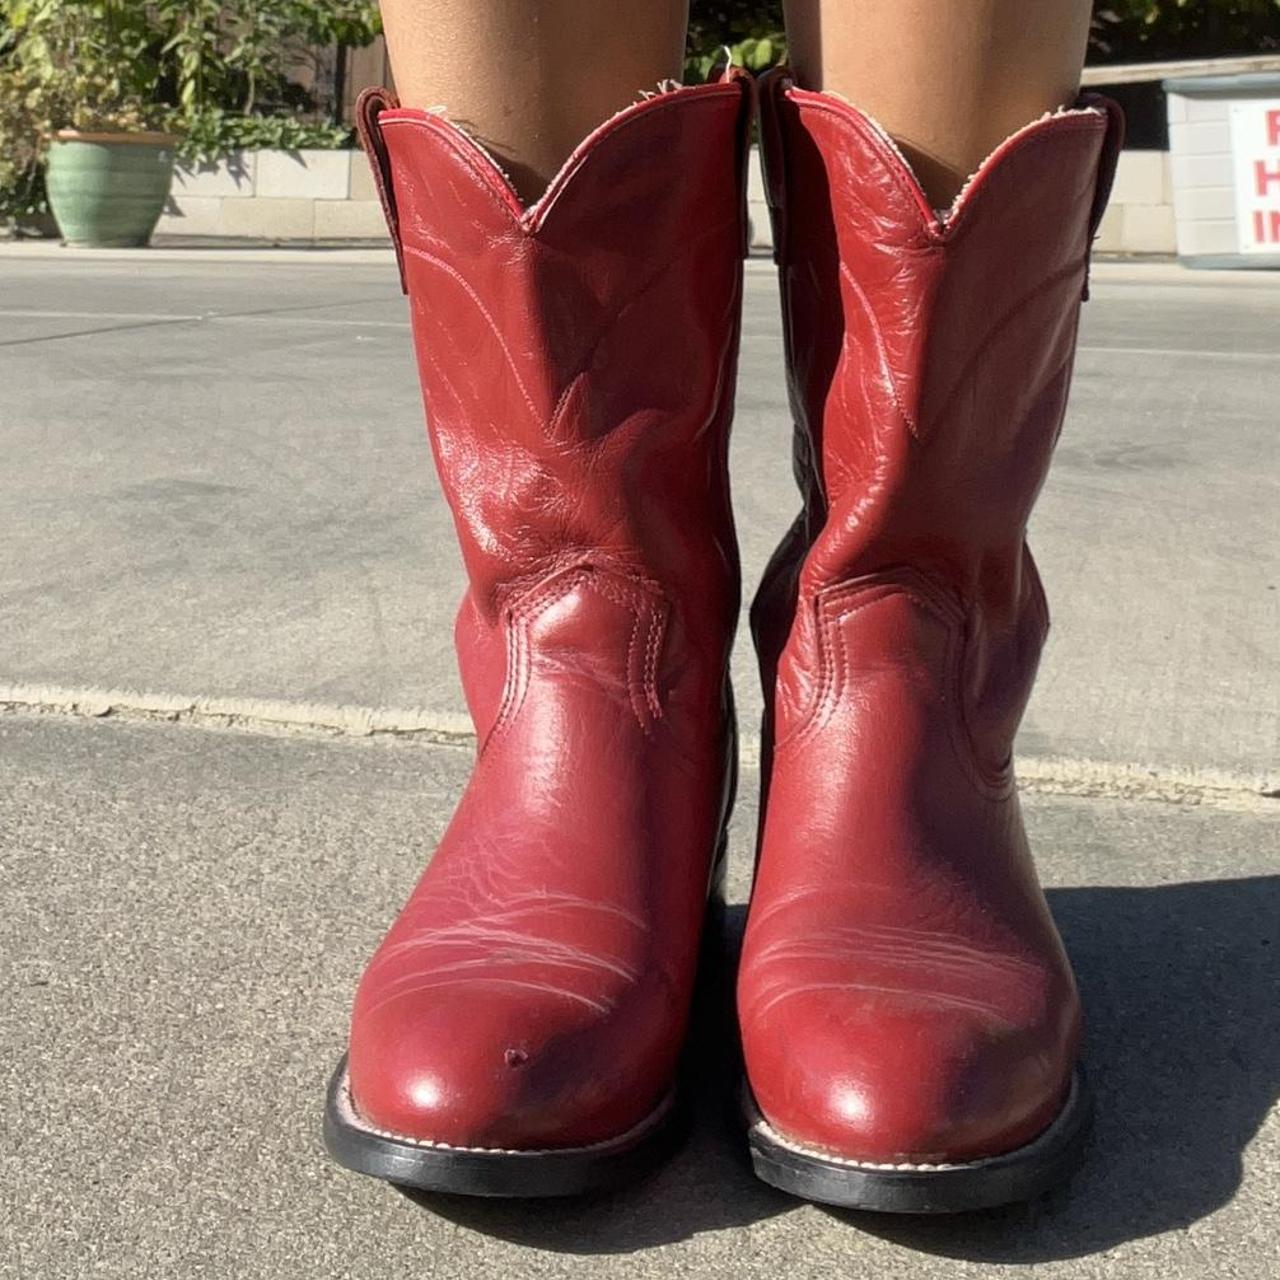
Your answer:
739;72;1124;1164
344;76;752;1151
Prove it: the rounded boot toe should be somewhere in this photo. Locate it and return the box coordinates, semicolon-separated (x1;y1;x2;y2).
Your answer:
746;997;1074;1167
348;985;673;1153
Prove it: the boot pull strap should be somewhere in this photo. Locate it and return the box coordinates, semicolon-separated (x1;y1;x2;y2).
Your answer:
756;67;794;267
1082;94;1126;302
356;86;408;295
714;62;758;260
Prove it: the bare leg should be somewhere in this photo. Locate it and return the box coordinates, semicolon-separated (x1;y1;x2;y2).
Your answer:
377;0;688;203
783;0;1092;206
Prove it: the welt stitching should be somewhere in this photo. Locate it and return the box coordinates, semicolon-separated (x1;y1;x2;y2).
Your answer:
789;580;873;750
624;604;648;731
642;604;666;721
509;570;585;620
774;582;858;753
580;566;639;612
517;565;665;734
829;598;852;742
481;603;524;756
774;573;962;755
582;565;666;615
486;570;588;748
582;570;667;730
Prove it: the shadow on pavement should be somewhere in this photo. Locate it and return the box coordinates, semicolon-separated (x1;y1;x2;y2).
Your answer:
409;877;1278;1258
844;876;1279;1262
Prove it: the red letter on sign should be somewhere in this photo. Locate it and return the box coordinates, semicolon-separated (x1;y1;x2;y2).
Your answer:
1269;110;1280;147
1254;209;1280;243
1255;161;1280;195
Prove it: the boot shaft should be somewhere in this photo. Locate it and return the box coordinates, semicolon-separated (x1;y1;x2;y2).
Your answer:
759;72;1123;596
358;80;753;636
754;74;1122;765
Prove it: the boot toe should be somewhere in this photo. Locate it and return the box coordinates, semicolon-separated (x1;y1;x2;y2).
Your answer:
348;983;672;1152
745;994;1074;1166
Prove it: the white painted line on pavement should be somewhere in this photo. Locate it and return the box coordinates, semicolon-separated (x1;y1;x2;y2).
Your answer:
3;681;1274;811
1077;344;1280;361
4;308;1278;359
215;314;409;329
0;308;202;322
0;308;406;328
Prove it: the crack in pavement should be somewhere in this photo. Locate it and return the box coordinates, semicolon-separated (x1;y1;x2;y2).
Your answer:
0;293;404;348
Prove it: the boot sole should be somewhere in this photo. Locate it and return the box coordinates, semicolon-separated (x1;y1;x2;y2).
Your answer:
743;1065;1093;1214
323;1054;685;1197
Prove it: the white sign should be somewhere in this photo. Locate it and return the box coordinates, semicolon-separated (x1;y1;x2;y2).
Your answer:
1230;98;1280;255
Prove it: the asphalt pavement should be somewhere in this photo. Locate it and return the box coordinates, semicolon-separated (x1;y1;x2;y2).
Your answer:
1;245;1277;1278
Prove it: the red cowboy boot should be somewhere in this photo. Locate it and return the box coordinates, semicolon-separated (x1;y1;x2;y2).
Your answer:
738;71;1123;1212
324;75;752;1196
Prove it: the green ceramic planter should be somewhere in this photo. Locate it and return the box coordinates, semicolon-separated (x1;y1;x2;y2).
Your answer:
45;131;178;248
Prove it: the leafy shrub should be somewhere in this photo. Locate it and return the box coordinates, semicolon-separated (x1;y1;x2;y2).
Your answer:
681;0;1280;79
686;1;786;81
1093;2;1280;61
0;1;381;222
177;107;351;160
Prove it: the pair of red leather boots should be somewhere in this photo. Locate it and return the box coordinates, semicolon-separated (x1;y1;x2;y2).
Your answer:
323;68;1122;1213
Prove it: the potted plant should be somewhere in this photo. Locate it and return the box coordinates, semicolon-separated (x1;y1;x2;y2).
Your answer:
5;1;177;248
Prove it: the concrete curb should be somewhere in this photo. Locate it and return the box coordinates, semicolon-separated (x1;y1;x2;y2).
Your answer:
3;681;1275;811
